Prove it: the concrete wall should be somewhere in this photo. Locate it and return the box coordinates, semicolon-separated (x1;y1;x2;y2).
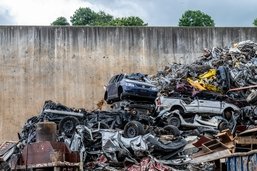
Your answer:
0;26;257;142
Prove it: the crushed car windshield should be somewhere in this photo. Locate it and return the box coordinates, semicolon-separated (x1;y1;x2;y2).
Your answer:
125;73;147;82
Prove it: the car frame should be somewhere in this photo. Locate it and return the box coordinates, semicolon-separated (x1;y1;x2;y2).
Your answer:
155;108;237;132
104;73;158;104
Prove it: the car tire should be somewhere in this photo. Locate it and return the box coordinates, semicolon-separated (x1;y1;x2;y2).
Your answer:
106;99;112;104
163;125;181;137
246;91;257;104
123;121;144;138
218;120;229;131
59;116;80;137
104;92;112;104
167;116;181;128
223;109;233;121
118;87;124;100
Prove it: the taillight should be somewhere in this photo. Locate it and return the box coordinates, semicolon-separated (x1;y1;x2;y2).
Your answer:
156;97;161;106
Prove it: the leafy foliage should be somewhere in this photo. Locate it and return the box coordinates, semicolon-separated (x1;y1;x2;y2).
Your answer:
253;18;257;26
179;10;215;27
70;7;97;25
94;11;113;26
69;7;146;26
51;17;70;26
109;16;147;26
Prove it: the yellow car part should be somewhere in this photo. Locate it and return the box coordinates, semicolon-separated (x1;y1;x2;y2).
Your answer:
198;69;217;79
187;78;206;90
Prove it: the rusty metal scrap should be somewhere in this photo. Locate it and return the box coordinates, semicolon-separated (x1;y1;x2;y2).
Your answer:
19;141;80;165
127;157;172;171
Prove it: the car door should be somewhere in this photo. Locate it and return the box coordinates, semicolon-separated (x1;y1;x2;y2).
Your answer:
107;75;119;99
198;99;219;114
210;100;222;114
113;74;124;99
184;98;199;113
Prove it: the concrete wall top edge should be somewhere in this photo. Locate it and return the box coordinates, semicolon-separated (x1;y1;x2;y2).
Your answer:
1;25;257;29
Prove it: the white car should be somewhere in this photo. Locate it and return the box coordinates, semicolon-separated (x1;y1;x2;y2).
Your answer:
156;91;240;120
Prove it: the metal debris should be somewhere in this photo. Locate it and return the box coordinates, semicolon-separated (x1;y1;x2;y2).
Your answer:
3;40;257;170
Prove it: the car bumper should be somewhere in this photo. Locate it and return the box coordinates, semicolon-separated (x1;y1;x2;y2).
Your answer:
122;87;157;100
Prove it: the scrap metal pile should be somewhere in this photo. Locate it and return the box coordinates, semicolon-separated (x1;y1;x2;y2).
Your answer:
2;40;257;170
150;40;257;98
1;101;188;170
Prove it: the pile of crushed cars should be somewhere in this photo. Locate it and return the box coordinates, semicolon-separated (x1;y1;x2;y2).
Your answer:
2;40;257;170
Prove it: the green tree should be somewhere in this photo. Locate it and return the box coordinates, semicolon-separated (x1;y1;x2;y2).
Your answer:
70;8;113;26
70;7;98;25
253;18;257;26
94;11;113;26
51;17;70;26
179;10;214;26
109;16;147;26
70;7;147;26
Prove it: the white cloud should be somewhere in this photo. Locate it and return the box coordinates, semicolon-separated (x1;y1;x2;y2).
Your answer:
0;0;93;25
0;0;149;25
103;1;147;18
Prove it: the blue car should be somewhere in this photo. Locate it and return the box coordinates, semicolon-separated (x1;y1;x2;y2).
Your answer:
104;73;158;104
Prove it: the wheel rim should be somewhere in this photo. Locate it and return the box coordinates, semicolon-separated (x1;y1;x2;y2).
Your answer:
127;127;136;137
219;122;228;131
63;120;74;132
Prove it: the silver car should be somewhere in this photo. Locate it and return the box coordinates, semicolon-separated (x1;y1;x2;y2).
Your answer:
156;91;240;120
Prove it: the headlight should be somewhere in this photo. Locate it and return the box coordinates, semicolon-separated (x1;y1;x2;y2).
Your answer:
125;82;135;87
151;87;158;91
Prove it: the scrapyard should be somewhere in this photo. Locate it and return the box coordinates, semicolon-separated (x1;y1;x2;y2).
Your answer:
2;40;257;171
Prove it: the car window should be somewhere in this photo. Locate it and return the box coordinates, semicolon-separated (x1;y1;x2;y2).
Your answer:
194;90;223;101
117;74;124;82
109;75;119;84
108;76;115;84
113;75;120;83
125;73;146;82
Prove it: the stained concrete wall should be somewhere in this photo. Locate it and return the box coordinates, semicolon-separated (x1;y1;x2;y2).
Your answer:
0;26;257;142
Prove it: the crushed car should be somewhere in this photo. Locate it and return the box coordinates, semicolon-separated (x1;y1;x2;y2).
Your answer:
156;90;240;121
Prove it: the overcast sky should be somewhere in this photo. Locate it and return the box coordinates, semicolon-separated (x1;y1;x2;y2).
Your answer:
0;0;256;26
